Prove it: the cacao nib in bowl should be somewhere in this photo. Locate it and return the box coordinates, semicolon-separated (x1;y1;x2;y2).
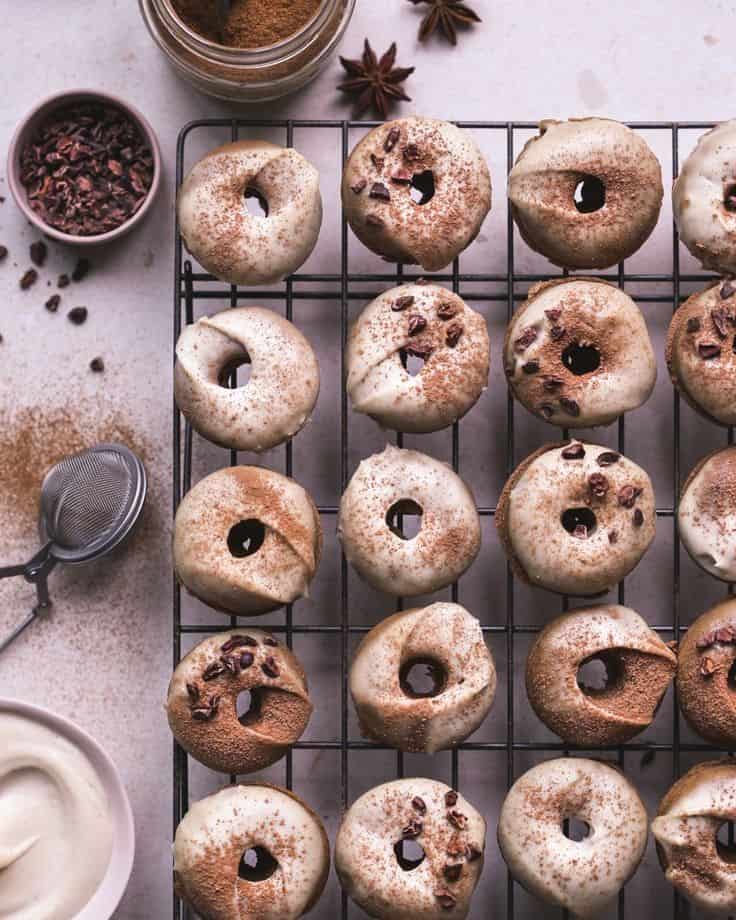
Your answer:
8;90;162;246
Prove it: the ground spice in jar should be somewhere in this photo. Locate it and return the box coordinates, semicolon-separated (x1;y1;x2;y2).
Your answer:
172;0;322;48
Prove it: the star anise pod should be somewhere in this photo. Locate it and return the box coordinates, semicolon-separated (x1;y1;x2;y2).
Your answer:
339;40;415;119
408;0;481;45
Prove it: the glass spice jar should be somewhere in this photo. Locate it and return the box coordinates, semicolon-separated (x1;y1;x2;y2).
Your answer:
139;0;355;103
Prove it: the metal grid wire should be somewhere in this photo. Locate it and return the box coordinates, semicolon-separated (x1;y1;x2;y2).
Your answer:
173;118;732;920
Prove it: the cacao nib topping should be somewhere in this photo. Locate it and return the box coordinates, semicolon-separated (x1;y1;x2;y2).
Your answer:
597;451;620;467
262;656;280;678
240;651;255;670
618;485;642;508
89;357;105;373
411;796;427;814
550;325;566;341
385;126;401;151
30;240;47;267
436;892;457;910
72;258;91;282
263;637;279;647
408;314;427;335
402;819;423;839
186;683;199;703
573;524;589;539
0;246;7;261
370;153;385;170
447;810;468;830
544;308;561;322
393;295;415;311
699;342;722;359
366;214;384;228
443;863;463;882
633;508;644;527
370;182;391;201
701;657;716;677
514;326;538;352
68;306;88;325
539;404;555;419
221;655;239;675
403;143;422;161
221;634;257;653
522;360;540;375
721;281;736;299
350;178;367;194
390;168;412;184
446;321;463;347
57;273;70;288
686;317;701;333
712;308;729;338
405;341;434;358
542;376;564;392
203;660;227;681
437;301;459;320
561;443;585;460
608;530;618;544
588;473;609;498
466;844;482;862
445;790;458;807
559;396;580;417
45;294;61;313
20;269;38;290
191;695;220;721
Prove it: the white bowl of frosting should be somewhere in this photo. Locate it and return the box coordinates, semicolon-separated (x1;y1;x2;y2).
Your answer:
0;698;135;920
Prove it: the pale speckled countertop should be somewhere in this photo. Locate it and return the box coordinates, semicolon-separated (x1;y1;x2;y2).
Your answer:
1;2;736;918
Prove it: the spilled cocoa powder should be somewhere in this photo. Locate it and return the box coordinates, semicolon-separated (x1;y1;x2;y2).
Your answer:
172;0;321;48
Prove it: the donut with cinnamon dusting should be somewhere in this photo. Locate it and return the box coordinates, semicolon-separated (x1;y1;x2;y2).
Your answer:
167;629;311;774
342;116;491;271
335;778;486;919
504;278;656;428
174;783;330;920
338;445;481;597
676;599;736;747
508;118;663;269
347;283;490;434
526;604;676;745
679;447;736;582
666;280;736;426
652;760;736;915
173;466;322;616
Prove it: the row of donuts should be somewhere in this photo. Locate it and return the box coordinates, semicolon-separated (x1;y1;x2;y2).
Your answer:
178;115;736;283
173;759;736;919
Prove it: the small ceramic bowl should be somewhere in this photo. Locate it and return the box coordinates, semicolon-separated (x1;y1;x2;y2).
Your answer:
7;88;162;246
0;697;135;919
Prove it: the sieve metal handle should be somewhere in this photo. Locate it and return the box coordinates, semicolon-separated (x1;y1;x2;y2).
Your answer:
0;544;57;654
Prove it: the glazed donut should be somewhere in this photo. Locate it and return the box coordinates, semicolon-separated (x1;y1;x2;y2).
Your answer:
177;140;322;285
676;598;736;746
526;604;676;745
166;629;311;774
504;278;656;428
350;603;496;753
652;760;736;915
496;440;656;596
173;466;322;616
508;118;663;269
679;448;736;581
666;280;736;426
338;445;481;596
335;778;485;919
342;117;491;271
174;783;329;920
347;284;490;434
673;120;736;274
175;307;320;452
498;758;648;918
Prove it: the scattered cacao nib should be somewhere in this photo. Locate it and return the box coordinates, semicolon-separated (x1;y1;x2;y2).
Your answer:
522;360;540;375
544;308;561;322
686;317;701;333
19;102;154;237
608;530;618;544
391;168;412;184
633;508;644;527
559;396;580;417
721;281;736;299
68;306;88;325
445;321;463;347
597;451;620;467
20;269;38;290
445;790;458;807
203;661;227;681
561;443;585;460
514;326;538;352
539;404;555;419
370;153;385;170
403;143;422;161
618;485;641;508
221;654;239;675
573;524;588;539
405;341;434;358
366;214;384;228
412;796;427;814
370;182;391;201
57;273;70;288
262;656;280;678
29;240;47;267
712;308;729;338
443;863;463;882
72;258;91;282
542;376;564;392
240;652;254;669
550;325;566;341
191;695;220;721
408;314;427;335
263;637;278;646
437;301;459;320
588;473;609;498
447;810;468;830
186;683;199;703
385;126;401;151
221;634;257;653
436;892;456;910
466;844;482;862
45;294;60;313
0;246;7;261
402;819;423;838
393;295;415;311
350;178;367;195
700;656;716;677
699;342;722;359
89;357;105;373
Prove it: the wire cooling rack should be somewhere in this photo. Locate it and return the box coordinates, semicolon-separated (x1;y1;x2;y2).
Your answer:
173;119;734;920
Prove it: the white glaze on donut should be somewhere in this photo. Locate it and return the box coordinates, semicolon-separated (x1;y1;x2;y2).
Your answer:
350;603;496;753
177;140;322;285
174;784;330;920
342;117;491;271
496;441;656;596
653;761;736;916
335;778;485;919
175;306;320;452
338;445;481;597
173;466;322;616
508;118;663;269
679;447;736;582
673;120;736;274
498;758;648;918
504;278;656;428
347;284;489;433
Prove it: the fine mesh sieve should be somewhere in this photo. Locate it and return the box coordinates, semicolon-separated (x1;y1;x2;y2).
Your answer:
0;443;147;652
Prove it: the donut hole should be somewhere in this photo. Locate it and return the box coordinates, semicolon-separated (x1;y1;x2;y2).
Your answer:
716;822;736;863
386;499;424;540
562;817;592;842
238;846;278;882
244;186;269;218
574;175;606;213
218;351;252;388
399;657;447;699
560;507;597;539
577;651;622;694
227;519;266;558
723;184;736;212
237;689;263;726
410;170;436;206
399;348;427;377
394;838;426;871
562;342;601;376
